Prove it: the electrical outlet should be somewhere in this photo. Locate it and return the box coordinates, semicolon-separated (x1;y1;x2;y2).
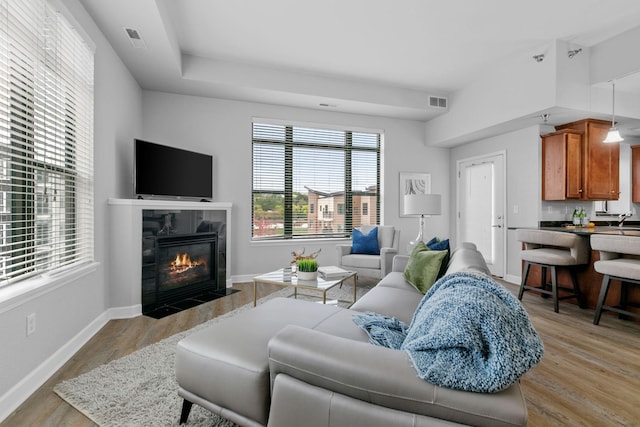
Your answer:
26;313;36;336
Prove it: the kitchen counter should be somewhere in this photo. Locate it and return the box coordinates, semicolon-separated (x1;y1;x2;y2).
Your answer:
514;223;640;320
509;220;640;236
539;226;640;237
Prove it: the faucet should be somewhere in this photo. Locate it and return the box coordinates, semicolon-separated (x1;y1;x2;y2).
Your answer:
618;212;633;227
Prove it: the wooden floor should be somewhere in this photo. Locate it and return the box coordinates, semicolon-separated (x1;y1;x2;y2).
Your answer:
2;278;639;426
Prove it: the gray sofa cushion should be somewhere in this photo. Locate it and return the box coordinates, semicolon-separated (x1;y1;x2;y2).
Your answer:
268;325;529;427
176;298;359;426
350;242;491;322
350;272;422;324
340;253;381;270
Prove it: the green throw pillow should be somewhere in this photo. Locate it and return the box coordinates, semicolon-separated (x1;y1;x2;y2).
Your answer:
403;242;448;294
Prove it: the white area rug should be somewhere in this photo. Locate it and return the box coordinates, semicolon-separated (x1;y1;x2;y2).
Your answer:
54;283;367;427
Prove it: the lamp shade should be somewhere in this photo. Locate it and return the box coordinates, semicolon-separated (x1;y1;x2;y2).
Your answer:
404;194;441;216
603;128;624;143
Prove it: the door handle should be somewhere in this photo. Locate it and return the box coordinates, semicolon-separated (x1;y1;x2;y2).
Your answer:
491;224;502;228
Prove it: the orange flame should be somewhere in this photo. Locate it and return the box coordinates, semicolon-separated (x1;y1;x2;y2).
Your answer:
169;252;204;273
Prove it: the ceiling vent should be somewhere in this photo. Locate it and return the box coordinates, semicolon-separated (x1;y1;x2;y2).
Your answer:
124;27;147;49
428;96;448;109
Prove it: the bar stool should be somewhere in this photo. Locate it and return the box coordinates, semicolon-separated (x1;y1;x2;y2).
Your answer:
590;234;640;325
516;229;589;313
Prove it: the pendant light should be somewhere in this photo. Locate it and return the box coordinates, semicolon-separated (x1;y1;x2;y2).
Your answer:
603;81;624;143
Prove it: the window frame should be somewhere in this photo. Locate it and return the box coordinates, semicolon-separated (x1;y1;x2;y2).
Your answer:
251;119;381;241
0;0;95;288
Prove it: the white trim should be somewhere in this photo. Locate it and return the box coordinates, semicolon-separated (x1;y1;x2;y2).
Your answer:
503;274;521;285
48;0;97;52
232;273;259;284
252;116;384;135
107;304;142;319
250;237;350;247
0;262;99;314
107;198;231;210
0;307;110;423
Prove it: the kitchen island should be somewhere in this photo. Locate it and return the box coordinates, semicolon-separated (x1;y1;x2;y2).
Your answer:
540;225;640;237
515;224;640;320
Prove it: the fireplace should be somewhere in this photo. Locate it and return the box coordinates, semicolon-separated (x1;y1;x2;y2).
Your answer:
155;232;217;304
141;209;233;318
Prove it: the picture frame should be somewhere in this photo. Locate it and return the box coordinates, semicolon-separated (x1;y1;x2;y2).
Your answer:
399;172;431;217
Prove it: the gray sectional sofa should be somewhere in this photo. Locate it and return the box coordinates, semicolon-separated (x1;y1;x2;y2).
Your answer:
176;242;529;427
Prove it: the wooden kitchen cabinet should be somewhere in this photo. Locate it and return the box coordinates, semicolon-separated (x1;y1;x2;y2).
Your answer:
541;130;582;200
554;118;620;200
632;145;640;203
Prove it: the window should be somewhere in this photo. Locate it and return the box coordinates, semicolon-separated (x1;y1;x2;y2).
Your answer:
0;0;94;287
252;120;380;240
362;203;369;216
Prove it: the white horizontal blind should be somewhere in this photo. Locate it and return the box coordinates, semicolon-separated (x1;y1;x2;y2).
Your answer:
0;0;94;286
252;121;380;240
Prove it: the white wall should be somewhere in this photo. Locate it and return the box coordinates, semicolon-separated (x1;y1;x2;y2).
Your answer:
425;42;559;146
140;91;451;278
0;0;142;420
450;126;541;283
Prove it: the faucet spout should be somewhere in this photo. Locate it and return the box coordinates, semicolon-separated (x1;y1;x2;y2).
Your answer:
618;212;633;227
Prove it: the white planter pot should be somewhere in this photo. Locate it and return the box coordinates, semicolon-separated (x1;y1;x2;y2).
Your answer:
297;270;318;281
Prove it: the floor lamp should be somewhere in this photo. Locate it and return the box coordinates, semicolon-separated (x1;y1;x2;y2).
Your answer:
404;194;442;253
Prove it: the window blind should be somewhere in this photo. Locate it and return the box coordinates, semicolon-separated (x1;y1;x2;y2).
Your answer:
252;121;380;240
0;0;94;286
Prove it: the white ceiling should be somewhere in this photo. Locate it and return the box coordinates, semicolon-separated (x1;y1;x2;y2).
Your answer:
79;0;640;126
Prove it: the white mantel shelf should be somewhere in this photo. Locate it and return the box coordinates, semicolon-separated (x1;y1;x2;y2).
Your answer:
108;198;232;210
107;198;232;318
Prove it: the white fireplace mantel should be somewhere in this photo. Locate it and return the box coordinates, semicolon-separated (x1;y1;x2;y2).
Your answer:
107;198;232;318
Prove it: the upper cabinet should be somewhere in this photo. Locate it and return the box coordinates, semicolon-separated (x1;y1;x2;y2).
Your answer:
541;130;582;200
542;119;620;201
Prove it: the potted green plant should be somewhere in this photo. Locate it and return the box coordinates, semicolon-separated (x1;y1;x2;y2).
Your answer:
297;258;318;281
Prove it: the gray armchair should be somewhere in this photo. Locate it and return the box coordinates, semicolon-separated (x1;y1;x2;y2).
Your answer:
336;225;400;279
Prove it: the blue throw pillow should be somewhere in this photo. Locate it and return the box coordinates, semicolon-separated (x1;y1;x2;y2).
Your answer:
352;227;380;255
426;237;450;278
426;237;449;251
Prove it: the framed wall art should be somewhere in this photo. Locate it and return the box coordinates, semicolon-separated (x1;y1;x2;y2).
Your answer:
399;172;431;217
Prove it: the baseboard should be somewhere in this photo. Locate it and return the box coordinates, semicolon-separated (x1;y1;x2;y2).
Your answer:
503;274;521;285
231;273;258;284
107;304;142;319
0;309;111;423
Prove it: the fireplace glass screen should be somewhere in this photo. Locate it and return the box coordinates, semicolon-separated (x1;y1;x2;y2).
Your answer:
158;241;213;291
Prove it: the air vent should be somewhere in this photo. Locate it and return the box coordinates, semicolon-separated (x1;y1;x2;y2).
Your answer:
124;27;147;49
428;96;448;109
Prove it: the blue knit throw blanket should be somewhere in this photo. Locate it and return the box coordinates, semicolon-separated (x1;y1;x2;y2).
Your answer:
353;272;544;393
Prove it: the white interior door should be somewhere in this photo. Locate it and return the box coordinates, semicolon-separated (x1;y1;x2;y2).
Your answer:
457;153;505;277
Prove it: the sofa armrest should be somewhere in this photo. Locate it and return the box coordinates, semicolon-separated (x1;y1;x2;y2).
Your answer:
392;255;410;272
268;325;438;415
336;244;352;257
379;247;398;276
268;325;527;427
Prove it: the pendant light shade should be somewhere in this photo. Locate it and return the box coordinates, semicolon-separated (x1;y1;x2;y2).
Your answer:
604;81;624;143
603;128;624;143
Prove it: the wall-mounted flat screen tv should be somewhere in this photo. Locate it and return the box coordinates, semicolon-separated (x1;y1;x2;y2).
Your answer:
135;139;213;199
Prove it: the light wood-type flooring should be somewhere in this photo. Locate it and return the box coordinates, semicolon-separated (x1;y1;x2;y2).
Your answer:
2;278;639;426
